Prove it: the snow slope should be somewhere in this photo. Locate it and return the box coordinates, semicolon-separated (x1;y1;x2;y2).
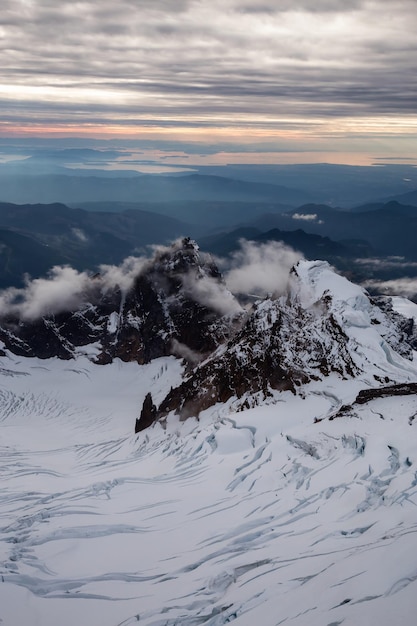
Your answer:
1;345;417;626
391;295;417;324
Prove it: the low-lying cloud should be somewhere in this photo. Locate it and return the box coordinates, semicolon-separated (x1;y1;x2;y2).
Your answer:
0;239;244;321
292;213;318;221
0;239;303;321
224;239;303;297
0;266;92;321
363;277;417;300
71;228;88;243
356;257;417;271
181;272;242;316
292;213;324;225
171;339;202;367
0;255;149;321
99;256;148;293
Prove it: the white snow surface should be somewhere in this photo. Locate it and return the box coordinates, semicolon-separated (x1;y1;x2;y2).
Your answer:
391;295;417;324
1;349;417;626
1;262;417;625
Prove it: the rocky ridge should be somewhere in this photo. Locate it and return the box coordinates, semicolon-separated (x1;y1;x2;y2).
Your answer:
0;238;241;364
0;238;415;433
136;258;417;431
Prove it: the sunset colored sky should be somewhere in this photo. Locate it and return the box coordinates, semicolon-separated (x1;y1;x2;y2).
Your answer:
1;0;416;166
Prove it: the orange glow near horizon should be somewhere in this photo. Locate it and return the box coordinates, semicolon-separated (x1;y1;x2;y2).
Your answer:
1;112;417;139
0;115;416;168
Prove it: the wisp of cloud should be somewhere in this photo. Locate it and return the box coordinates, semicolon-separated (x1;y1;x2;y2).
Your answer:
0;255;149;321
181;272;242;316
224;239;303;297
0;266;92;321
364;277;417;300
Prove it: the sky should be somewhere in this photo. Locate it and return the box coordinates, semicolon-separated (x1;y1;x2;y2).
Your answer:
1;0;417;166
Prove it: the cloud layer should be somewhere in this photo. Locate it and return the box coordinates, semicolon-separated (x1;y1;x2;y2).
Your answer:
364;277;417;299
1;0;417;158
0;239;302;321
181;273;242;316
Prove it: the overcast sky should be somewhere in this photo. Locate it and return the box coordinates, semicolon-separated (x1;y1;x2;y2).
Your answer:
1;0;417;165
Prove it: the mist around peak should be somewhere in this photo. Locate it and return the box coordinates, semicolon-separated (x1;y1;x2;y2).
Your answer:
0;256;149;321
0;237;302;322
221;239;303;298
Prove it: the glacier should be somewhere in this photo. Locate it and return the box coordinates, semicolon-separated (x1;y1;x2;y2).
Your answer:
0;258;417;625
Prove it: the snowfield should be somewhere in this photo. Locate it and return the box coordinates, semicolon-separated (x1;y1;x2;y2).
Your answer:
1;347;417;626
1;257;417;625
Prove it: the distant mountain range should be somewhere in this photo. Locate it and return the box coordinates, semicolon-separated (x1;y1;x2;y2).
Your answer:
0;201;367;288
2;161;417;208
0;172;310;206
0;202;188;287
378;189;417;207
198;226;368;260
0;199;415;290
239;201;417;260
73;200;294;229
191;163;417;206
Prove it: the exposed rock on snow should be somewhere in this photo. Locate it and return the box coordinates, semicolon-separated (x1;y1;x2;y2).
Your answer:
136;289;356;430
330;381;417;421
372;295;417;355
1;352;417;626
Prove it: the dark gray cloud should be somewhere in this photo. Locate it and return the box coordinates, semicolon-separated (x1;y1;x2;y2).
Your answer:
238;0;363;13
1;0;416;157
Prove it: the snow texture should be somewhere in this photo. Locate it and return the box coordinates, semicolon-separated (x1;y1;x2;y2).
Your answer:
0;260;417;625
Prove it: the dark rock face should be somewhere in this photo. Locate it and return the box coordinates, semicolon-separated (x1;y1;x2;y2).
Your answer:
329;382;417;421
0;238;240;364
136;289;359;430
135;392;158;432
355;382;417;404
372;296;417;356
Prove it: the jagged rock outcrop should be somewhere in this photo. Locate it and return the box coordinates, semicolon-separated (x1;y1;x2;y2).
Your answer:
371;295;417;355
135;273;358;430
0;238;242;364
355;382;417;403
135;260;417;431
136;392;158;432
329;382;417;421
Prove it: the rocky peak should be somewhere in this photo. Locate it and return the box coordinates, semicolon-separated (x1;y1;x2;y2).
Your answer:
136;272;357;430
135;260;417;431
371;295;417;356
152;236;210;274
0;238;241;364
